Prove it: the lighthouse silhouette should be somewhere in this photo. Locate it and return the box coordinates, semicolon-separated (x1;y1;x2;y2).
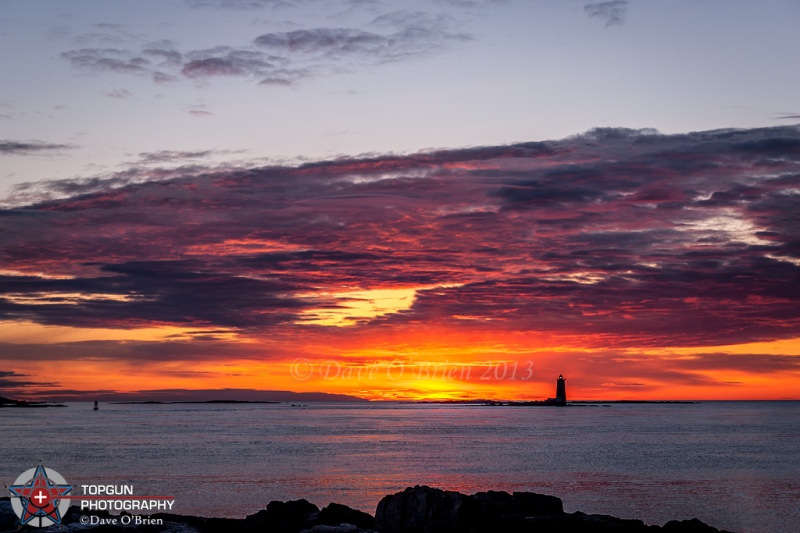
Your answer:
555;374;567;406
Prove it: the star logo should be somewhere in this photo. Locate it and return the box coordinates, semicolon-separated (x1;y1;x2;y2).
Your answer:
9;465;73;527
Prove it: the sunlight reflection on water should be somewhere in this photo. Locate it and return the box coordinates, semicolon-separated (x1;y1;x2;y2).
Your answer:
2;401;798;533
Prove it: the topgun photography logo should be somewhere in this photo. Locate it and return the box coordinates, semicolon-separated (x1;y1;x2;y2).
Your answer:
7;464;175;528
8;464;72;528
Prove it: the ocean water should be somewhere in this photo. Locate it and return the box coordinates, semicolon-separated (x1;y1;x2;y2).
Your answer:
2;401;798;533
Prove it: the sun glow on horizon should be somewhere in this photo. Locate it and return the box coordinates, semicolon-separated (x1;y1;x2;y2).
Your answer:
3;325;799;401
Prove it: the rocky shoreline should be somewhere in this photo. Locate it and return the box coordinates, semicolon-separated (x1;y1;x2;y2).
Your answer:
0;485;734;533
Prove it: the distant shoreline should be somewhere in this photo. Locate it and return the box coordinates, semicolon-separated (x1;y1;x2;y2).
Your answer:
415;399;699;406
0;396;65;408
4;395;795;407
112;400;281;405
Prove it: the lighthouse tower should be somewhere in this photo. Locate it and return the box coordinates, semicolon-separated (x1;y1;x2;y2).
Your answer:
555;374;567;406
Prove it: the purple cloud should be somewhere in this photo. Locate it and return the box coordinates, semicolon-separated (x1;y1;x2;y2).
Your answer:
0;125;798;348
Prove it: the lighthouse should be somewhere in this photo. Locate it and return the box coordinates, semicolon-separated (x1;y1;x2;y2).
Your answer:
544;374;568;406
555;374;567;406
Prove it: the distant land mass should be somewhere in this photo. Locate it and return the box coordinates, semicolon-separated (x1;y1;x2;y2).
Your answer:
0;396;65;408
415;399;698;406
13;389;369;403
114;400;282;405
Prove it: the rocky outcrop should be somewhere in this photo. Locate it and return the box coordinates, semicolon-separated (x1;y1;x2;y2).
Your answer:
374;486;734;533
662;518;730;533
0;488;735;533
242;498;320;532
239;499;376;533
375;485;469;533
317;502;376;531
373;486;566;533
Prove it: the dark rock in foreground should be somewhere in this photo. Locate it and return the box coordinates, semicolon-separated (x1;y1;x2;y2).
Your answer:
0;486;734;533
374;486;733;533
238;499;375;533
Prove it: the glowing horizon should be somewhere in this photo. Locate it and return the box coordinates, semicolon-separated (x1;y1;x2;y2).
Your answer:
6;327;799;402
2;127;800;402
2;1;800;402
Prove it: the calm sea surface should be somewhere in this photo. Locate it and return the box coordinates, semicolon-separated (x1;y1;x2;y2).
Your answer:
2;401;798;533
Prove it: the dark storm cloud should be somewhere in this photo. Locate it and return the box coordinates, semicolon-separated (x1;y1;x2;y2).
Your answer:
0;140;73;155
1;125;799;347
584;0;628;27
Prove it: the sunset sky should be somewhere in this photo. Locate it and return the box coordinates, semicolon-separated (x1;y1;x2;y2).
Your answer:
1;0;799;401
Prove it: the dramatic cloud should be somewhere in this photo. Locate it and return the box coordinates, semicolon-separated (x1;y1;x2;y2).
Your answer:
0;140;73;155
584;0;628;27
1;125;799;353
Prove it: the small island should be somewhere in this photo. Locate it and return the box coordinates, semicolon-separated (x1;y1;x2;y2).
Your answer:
0;396;65;408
